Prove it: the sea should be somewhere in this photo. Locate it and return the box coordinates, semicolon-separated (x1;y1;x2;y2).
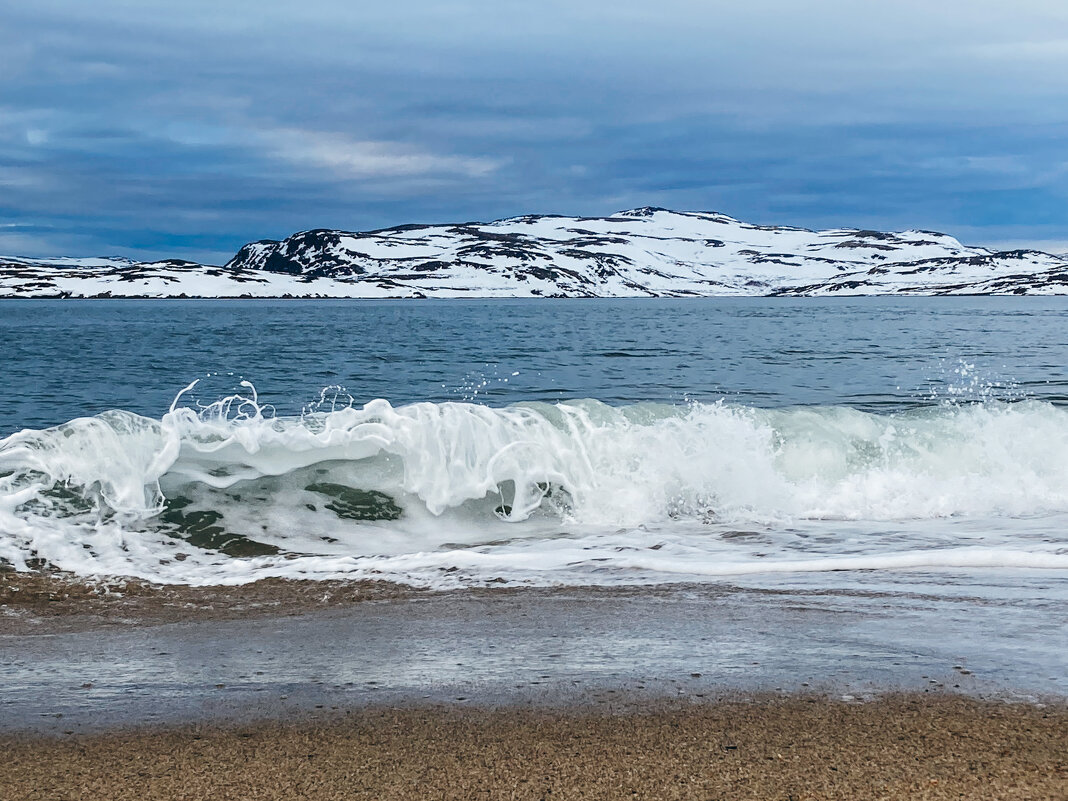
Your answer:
2;297;1068;595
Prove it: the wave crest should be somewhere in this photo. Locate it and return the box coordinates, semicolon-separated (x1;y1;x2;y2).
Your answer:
2;387;1068;584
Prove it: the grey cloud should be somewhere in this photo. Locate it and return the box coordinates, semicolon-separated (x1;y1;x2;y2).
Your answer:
2;1;1068;259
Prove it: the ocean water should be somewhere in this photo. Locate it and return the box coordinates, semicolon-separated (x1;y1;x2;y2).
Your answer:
2;298;1068;591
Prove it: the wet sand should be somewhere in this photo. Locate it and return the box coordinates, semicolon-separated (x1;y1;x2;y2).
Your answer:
2;572;1066;798
4;696;1066;800
0;571;421;633
4;572;1066;734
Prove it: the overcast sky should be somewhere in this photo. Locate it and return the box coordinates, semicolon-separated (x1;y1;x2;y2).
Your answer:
2;0;1068;262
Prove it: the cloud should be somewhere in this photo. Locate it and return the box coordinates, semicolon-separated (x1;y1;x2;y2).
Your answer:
257;128;504;179
970;38;1068;62
2;1;1068;259
981;238;1068;255
0;227;80;258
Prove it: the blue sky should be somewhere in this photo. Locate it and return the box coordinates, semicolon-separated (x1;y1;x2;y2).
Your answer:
2;0;1068;263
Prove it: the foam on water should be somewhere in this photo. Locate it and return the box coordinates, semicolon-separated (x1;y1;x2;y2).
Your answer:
2;382;1067;586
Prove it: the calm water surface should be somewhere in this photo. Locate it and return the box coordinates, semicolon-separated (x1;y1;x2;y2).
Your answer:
3;297;1067;432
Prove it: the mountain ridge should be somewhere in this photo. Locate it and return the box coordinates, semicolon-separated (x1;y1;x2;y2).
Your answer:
3;208;1067;297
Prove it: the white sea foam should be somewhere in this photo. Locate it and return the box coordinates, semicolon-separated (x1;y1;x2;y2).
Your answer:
2;385;1067;586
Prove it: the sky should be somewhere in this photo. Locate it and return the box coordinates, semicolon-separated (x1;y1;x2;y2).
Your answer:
2;0;1068;263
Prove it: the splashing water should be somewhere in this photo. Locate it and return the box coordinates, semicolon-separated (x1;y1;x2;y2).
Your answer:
2;378;1067;587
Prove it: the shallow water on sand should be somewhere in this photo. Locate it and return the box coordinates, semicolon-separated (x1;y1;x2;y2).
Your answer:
3;584;1065;734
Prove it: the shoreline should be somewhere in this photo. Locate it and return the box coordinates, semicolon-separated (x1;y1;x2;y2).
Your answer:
0;571;426;634
4;571;1065;737
4;695;1066;800
3;573;1066;797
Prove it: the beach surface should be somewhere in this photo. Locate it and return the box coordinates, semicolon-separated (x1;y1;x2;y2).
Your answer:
2;573;1066;799
3;572;1066;735
3;696;1066;800
6;538;1065;799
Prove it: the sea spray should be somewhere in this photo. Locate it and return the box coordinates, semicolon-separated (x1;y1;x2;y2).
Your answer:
2;384;1068;586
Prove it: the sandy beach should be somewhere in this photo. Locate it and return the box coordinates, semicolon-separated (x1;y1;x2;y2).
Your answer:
4;696;1066;800
1;572;1065;798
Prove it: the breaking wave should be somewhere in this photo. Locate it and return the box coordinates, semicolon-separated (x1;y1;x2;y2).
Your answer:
2;382;1068;586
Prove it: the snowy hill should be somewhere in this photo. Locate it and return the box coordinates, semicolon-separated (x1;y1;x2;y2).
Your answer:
3;208;1067;297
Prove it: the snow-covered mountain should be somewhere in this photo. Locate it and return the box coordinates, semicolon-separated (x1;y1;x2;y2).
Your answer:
3;208;1067;298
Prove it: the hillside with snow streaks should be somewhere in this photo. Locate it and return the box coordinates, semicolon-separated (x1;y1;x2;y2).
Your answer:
3;208;1068;297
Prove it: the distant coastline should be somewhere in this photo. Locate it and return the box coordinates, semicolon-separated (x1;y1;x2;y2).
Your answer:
4;208;1067;298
